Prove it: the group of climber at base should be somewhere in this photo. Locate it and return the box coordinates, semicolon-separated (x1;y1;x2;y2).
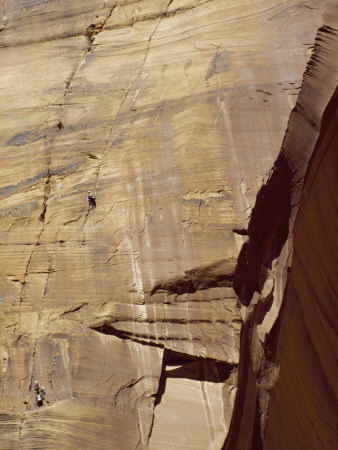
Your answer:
33;380;46;407
87;191;96;209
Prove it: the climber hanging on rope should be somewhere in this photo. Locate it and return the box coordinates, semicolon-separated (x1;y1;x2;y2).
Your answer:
87;191;96;209
33;380;46;407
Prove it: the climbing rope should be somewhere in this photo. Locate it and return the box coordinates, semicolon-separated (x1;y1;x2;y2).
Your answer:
85;197;108;393
92;207;104;333
29;234;59;407
29;191;108;407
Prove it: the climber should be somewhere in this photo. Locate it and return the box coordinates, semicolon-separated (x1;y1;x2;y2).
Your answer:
87;191;96;209
33;380;45;406
33;380;45;397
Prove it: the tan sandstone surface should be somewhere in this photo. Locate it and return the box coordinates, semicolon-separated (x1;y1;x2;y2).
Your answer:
0;0;337;449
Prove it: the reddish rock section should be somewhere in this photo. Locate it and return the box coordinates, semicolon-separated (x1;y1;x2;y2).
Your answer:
264;85;338;450
225;21;338;450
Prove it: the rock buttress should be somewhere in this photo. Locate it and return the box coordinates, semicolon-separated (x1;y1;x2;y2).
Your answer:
225;19;338;450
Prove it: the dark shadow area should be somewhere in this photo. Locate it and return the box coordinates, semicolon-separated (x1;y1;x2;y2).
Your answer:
234;152;292;306
166;359;233;383
153;359;167;407
232;228;248;236
154;348;236;408
164;349;234;383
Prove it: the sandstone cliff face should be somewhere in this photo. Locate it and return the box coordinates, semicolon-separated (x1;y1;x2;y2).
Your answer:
0;1;337;449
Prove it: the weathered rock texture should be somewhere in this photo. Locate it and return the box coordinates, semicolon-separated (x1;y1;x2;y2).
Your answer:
0;0;337;449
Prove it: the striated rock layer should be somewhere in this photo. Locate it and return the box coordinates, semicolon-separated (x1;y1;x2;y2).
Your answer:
0;0;337;449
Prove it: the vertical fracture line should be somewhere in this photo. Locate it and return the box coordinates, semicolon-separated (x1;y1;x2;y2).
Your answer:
91;0;174;194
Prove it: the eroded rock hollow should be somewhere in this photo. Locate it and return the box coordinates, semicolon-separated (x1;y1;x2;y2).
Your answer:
0;1;337;449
